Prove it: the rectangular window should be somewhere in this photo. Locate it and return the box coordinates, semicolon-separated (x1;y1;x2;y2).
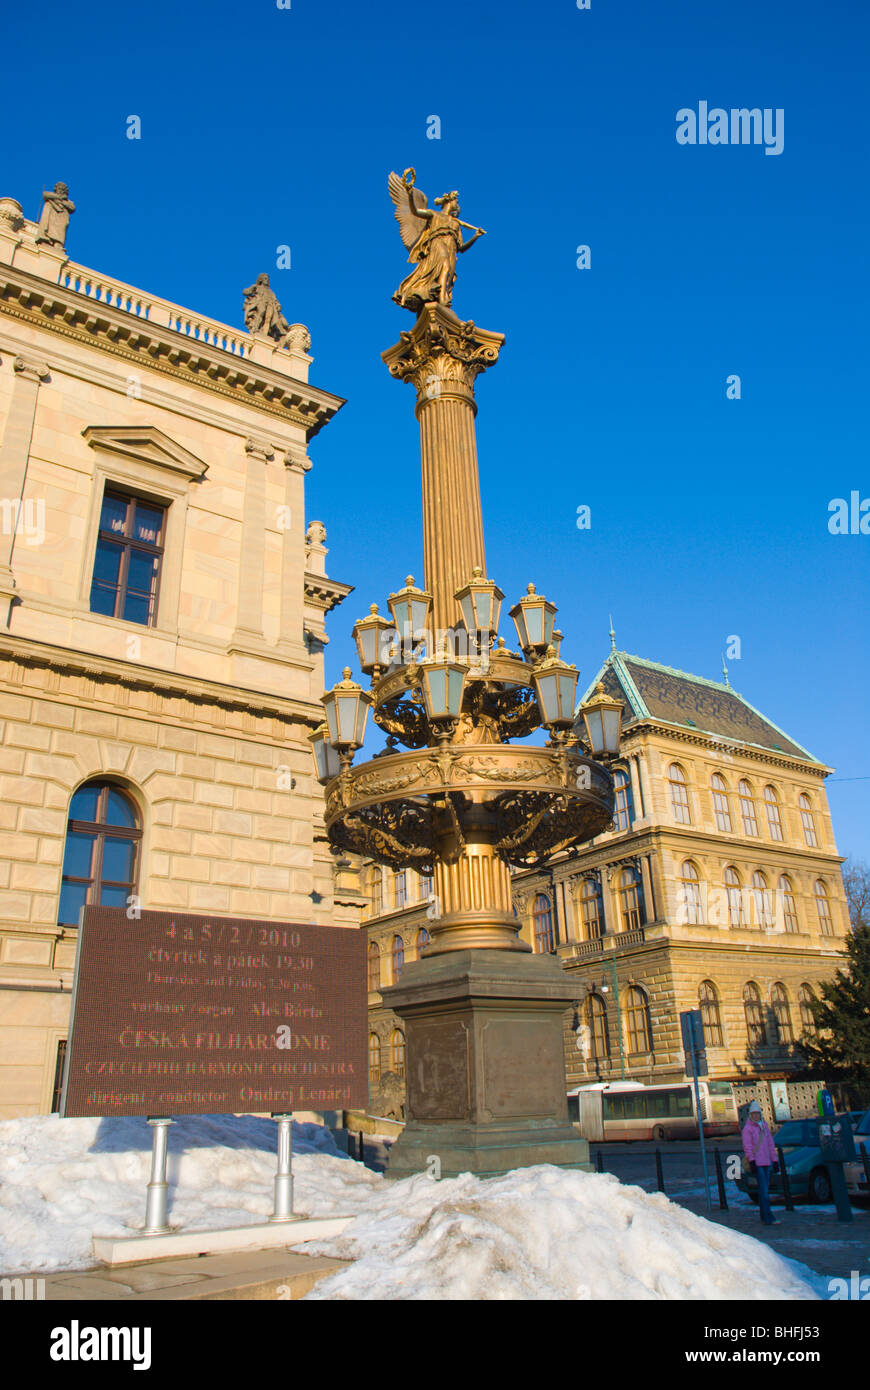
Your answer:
90;491;165;626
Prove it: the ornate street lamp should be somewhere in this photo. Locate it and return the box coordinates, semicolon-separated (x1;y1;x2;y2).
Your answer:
454;567;504;656
352;603;395;677
387;576;432;654
321;668;372;756
309;723;341;785
417;657;468;725
509;583;558;660
579;682;623;758
532;649;579;730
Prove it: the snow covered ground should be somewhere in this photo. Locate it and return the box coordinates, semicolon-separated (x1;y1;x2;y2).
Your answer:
0;1115;824;1299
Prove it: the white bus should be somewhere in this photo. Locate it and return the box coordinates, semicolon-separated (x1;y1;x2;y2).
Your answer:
568;1079;739;1142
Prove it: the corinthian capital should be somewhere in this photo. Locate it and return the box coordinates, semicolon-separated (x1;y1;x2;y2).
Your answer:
382;302;504;409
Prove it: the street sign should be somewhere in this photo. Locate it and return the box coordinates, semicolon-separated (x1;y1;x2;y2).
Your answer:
680;1008;708;1077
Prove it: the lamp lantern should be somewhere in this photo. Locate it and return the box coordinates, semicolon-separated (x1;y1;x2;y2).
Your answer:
387;575;432;651
509;583;557;659
418;658;468;723
309;723;341;785
352;603;395;676
454;567;504;648
579;681;623;758
532;648;579;729
322;668;373;752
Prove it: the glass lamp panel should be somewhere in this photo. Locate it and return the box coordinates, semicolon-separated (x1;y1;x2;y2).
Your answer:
584;708;605;753
324;698;340;745
510;605;529;650
447;667;465;715
603;708;621;753
353;697;370;746
557;671;578;721
525;604;544;647
335;694;359;744
427;667;448;717
543;607;555;645
458;594;475;632
390;596;411;635
475;590;493;630
409;596;430;636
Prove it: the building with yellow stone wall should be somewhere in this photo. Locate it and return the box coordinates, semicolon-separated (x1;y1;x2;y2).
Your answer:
0;186;361;1117
362;650;849;1116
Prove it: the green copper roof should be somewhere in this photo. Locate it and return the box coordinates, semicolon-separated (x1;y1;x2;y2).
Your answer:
578;651;821;764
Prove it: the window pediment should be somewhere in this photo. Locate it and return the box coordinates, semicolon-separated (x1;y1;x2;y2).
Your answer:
82;426;208;481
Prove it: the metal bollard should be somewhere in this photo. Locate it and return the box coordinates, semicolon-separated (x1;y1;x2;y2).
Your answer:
359;1130;365;1162
596;1149;604;1174
777;1145;794;1212
655;1146;665;1193
714;1146;728;1210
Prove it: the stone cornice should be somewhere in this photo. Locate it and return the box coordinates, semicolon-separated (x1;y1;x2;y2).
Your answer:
0;266;345;440
0;633;324;727
304;572;354;614
620;722;832;778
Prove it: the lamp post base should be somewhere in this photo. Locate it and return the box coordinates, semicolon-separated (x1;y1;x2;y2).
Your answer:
382;949;591;1180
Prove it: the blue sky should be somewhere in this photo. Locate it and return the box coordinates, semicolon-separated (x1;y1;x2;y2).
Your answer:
5;0;868;857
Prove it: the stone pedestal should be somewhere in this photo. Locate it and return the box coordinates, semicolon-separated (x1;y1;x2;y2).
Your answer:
382;949;590;1179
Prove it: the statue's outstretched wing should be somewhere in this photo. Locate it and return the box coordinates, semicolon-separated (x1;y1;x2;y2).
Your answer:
388;171;428;253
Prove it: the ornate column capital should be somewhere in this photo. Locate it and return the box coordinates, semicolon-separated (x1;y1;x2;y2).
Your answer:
382;302;504;412
244;436;275;464
13;356;50;382
283;446;312;474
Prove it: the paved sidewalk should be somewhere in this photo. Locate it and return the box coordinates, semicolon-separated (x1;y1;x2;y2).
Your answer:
679;1194;870;1282
8;1249;348;1301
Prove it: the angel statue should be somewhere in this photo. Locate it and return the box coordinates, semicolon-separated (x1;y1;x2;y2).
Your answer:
388;169;485;314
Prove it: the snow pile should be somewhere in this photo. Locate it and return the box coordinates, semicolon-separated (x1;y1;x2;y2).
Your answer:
0;1116;820;1299
304;1165;819;1301
0;1113;378;1273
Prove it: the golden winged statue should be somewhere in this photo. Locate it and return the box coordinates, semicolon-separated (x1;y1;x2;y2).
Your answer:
388;169;486;314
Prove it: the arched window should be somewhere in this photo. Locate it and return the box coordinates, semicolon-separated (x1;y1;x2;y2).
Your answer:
625;986;652;1054
618;867;644;932
737;780;758;837
368;1032;381;1083
724;866;745;927
416;927;430;956
743;981;767;1047
814;880;833;936
613;768;633;831
699;980;723;1046
367;941;381;992
798;794;817;848
751;870;774;930
711;774;732;833
390;1028;406;1078
586;993;610;1060
763;785;783;841
668;764;691;824
58;781;141;927
680;861;703;925
778;875;799;933
771;983;793;1045
391;934;405;981
798;984;816;1033
580;877;603;940
533;893;554;953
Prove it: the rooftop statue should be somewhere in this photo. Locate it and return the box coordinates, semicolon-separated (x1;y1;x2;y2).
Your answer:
388;168;485;314
243;273;291;341
35;182;75;249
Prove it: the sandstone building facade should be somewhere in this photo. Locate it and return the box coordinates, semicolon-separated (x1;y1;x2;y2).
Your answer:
0;187;359;1117
363;651;849;1115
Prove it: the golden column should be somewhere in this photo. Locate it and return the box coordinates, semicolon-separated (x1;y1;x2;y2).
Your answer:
383;305;503;634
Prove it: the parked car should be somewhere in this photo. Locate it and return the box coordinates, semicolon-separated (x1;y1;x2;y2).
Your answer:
736;1117;861;1206
844;1109;870;1202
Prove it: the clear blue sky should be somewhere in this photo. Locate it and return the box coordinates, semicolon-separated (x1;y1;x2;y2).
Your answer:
5;0;868;858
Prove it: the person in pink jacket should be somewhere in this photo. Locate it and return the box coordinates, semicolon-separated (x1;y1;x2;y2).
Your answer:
742;1100;780;1225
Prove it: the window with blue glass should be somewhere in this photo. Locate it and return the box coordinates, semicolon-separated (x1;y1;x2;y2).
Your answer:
90;491;165;626
58;782;141;926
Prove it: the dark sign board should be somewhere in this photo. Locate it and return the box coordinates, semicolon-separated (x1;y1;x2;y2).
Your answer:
62;908;367;1117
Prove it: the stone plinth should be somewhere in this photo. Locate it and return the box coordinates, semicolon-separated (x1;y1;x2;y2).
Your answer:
382;949;590;1179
